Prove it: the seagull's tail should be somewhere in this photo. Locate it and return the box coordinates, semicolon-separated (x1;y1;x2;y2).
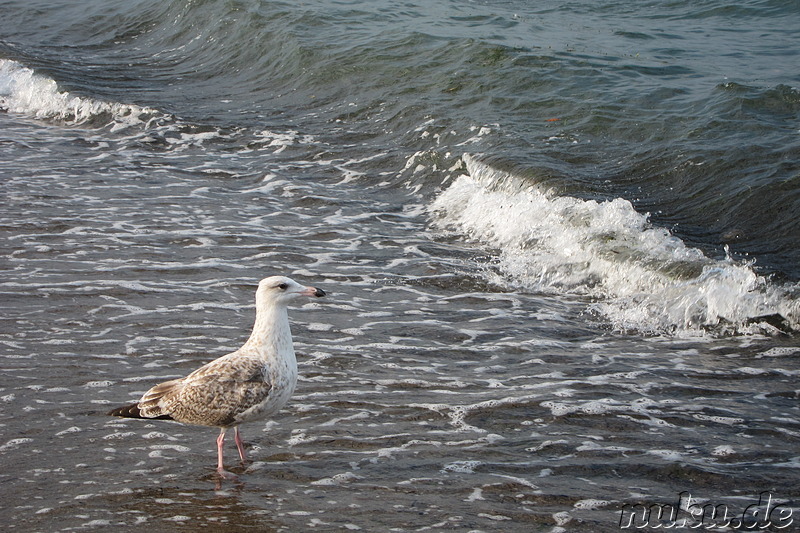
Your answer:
107;403;174;420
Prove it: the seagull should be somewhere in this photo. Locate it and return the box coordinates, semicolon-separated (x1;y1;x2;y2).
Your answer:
108;275;326;479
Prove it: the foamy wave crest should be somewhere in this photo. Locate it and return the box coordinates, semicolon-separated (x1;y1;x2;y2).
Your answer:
430;155;799;335
0;59;162;130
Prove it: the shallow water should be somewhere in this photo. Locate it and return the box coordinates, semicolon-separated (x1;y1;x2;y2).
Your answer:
2;0;800;531
3;150;799;529
5;295;800;531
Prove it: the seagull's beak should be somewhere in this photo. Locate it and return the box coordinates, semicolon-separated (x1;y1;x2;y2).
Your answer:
301;286;326;298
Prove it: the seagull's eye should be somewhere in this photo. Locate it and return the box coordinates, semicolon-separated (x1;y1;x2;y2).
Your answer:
277;283;288;290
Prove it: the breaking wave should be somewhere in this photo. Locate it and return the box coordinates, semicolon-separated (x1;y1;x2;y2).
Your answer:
430;155;799;335
0;59;164;131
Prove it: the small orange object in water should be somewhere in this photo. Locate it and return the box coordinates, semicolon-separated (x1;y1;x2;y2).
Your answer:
546;118;561;122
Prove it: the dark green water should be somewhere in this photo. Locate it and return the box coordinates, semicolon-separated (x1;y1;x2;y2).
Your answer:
1;1;799;530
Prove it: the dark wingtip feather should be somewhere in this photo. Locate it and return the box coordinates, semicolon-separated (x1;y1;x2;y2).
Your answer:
107;403;174;420
107;403;141;417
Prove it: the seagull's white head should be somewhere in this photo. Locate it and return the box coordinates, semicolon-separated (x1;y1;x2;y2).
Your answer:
255;275;326;308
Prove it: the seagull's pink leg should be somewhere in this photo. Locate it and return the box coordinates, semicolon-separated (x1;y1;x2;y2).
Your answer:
216;428;238;480
233;426;247;463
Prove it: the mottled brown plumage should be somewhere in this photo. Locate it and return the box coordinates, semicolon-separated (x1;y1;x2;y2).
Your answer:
108;275;325;479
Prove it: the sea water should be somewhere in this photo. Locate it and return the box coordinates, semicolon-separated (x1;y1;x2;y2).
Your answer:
1;1;799;531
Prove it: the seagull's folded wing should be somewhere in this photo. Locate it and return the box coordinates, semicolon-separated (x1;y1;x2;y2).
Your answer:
139;357;272;427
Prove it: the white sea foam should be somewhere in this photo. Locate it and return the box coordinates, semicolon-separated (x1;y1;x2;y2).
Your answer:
0;438;34;451
55;426;82;436
711;445;735;456
442;460;482;474
430;154;799;335
310;471;364;486
0;59;161;130
465;487;485;501
573;499;612;510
